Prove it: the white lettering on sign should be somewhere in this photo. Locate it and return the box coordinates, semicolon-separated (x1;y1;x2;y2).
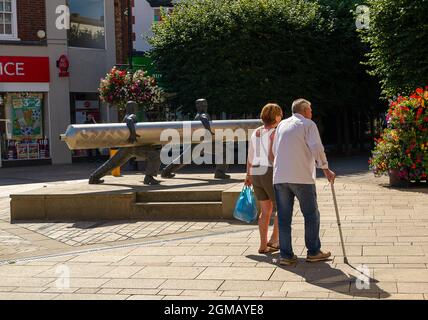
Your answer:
16;63;25;76
56;5;70;30
0;62;26;76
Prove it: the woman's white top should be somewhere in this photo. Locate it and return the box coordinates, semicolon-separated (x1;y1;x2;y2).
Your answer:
248;127;275;168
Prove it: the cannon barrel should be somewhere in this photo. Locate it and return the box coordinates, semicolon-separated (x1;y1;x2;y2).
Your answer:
60;120;263;150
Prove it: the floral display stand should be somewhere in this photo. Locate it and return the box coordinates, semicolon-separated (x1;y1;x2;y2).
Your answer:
370;87;428;187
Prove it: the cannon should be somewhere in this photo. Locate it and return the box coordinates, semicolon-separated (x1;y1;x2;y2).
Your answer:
60;119;263;150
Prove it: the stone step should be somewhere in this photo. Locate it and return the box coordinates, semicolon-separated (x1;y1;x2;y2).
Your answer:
136;190;223;203
133;201;223;220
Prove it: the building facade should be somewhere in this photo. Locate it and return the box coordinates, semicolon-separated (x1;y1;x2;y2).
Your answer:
114;0;130;65
0;0;121;167
133;0;175;53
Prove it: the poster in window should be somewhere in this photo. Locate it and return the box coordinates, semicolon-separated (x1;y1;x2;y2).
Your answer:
28;143;40;159
16;143;29;160
11;94;43;140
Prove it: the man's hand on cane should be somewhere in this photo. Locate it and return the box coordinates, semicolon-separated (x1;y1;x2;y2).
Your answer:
323;169;336;184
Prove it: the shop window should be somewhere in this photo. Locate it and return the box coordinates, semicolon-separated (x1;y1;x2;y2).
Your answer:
1;93;50;161
0;93;7;160
68;0;105;49
70;92;101;125
70;92;103;158
0;0;18;40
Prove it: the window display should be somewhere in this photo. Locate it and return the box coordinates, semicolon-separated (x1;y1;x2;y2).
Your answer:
10;93;43;139
70;92;103;159
0;93;50;161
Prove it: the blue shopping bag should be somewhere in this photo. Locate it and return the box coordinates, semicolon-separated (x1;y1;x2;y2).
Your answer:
233;186;258;223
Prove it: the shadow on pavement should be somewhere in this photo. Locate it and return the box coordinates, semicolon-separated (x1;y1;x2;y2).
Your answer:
100;179;242;192
0;163;246;186
246;254;391;299
69;220;138;229
1;155;374;185
0;164;98;186
381;183;428;195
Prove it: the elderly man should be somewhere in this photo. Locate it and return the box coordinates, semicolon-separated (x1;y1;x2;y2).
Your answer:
272;98;336;266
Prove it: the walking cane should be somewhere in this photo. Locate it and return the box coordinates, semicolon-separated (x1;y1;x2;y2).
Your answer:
330;182;349;265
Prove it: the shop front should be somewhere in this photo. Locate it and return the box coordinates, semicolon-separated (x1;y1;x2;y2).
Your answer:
69;92;108;161
0;56;51;167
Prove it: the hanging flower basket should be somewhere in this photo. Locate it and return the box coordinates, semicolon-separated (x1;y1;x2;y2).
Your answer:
98;67;165;112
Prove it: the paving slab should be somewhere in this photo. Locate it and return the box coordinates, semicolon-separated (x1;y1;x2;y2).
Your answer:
160;279;223;290
132;266;206;279
0;159;427;299
197;267;275;281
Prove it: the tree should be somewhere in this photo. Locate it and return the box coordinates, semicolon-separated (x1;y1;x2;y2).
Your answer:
149;0;383;154
360;0;428;98
149;0;332;115
317;0;383;153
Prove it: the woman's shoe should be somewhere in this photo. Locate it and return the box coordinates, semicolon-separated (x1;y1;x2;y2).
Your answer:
267;241;280;250
258;247;278;254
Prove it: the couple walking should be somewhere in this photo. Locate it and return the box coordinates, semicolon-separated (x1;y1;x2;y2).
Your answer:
246;99;336;266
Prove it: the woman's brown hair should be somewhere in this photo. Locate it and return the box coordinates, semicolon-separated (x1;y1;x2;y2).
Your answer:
260;103;283;125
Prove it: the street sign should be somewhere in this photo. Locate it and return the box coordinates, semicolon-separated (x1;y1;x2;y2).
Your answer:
131;55;164;88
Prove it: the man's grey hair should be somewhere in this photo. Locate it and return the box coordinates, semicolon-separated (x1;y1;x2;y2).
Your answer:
292;99;311;114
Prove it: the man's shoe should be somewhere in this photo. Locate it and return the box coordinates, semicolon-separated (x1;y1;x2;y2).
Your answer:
161;171;176;179
89;176;104;185
214;173;231;180
306;251;332;263
279;255;298;266
144;176;161;185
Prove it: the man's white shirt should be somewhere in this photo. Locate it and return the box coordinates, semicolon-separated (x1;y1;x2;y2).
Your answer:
273;113;329;185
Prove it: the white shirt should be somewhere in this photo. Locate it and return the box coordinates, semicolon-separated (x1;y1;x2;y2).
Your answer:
247;127;275;171
273;113;329;185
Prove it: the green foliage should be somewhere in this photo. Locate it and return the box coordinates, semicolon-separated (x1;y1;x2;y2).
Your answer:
316;0;381;112
149;0;380;114
360;0;428;98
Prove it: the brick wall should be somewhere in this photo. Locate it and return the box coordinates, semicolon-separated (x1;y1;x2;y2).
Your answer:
114;0;130;64
16;0;46;42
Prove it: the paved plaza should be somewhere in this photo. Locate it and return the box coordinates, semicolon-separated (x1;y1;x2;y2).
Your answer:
0;157;427;300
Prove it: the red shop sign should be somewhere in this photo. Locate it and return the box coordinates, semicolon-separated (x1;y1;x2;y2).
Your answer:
0;56;50;83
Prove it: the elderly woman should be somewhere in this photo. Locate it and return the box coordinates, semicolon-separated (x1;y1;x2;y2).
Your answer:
245;103;283;254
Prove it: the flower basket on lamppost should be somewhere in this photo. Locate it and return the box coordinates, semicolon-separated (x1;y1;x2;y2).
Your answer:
98;67;165;116
369;87;428;187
